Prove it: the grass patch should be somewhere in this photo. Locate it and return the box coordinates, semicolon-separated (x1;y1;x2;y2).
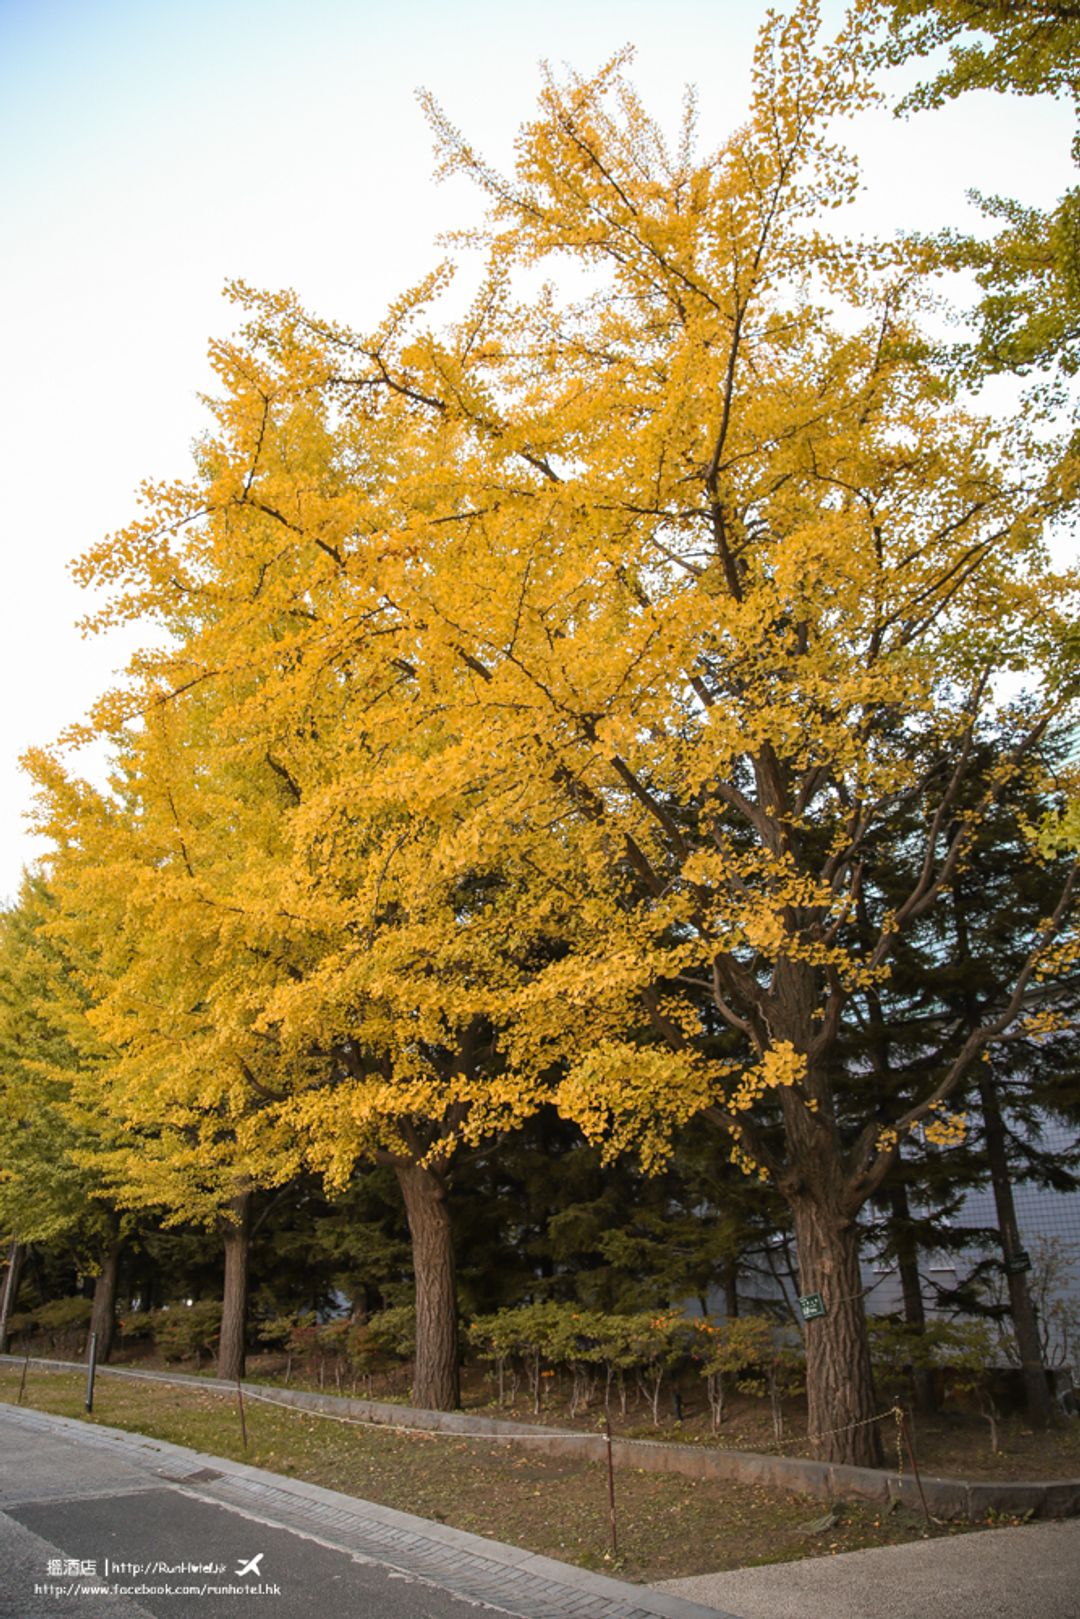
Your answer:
0;1365;998;1583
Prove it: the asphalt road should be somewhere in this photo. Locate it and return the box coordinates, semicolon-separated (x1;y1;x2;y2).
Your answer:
0;1405;724;1619
0;1413;522;1619
1;1480;491;1619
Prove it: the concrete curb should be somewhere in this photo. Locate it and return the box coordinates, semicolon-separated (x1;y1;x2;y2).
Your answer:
6;1352;1080;1523
0;1401;732;1619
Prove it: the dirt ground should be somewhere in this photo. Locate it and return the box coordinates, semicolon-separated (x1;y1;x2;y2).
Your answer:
225;1350;1080;1482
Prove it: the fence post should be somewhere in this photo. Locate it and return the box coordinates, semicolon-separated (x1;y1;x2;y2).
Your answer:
84;1331;98;1413
236;1380;248;1452
604;1413;618;1559
899;1406;932;1530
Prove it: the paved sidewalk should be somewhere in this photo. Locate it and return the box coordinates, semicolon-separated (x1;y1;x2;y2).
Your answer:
0;1403;730;1619
659;1518;1080;1619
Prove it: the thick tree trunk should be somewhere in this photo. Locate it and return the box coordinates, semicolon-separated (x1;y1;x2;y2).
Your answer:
395;1162;459;1411
217;1193;251;1382
89;1237;122;1364
0;1240;25;1354
887;1182;937;1415
792;1197;884;1467
978;1073;1054;1427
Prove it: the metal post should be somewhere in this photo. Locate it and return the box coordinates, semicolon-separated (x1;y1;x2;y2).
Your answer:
17;1349;29;1405
604;1414;618;1559
84;1331;98;1413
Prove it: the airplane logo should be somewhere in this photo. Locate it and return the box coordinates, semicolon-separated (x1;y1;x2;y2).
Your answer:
236;1554;264;1577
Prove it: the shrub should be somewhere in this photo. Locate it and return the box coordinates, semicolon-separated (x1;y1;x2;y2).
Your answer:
151;1300;222;1363
468;1303;696;1423
30;1296;93;1353
117;1311;156;1342
352;1305;417;1372
690;1314;775;1430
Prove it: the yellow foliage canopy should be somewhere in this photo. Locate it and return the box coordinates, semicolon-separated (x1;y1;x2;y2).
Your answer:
37;2;1080;1233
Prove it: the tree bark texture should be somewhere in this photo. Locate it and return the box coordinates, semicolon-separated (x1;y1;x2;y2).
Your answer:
792;1197;884;1466
395;1161;460;1411
0;1240;24;1354
89;1237;122;1364
217;1193;251;1382
978;1073;1054;1427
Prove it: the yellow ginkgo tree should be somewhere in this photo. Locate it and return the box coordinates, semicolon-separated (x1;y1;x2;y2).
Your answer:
259;772;554;1412
377;9;1079;1460
47;0;1080;1457
26;692;306;1382
0;873;135;1361
204;5;1078;1458
40;360;553;1408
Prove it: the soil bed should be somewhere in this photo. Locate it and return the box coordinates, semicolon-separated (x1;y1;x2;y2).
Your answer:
221;1352;1080;1484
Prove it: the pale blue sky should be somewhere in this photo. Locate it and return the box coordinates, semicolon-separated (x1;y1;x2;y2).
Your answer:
0;0;1075;899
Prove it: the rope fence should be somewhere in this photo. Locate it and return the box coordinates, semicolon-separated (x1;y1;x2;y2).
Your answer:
2;1351;941;1539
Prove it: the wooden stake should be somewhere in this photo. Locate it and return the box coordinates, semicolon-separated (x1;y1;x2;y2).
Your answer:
236;1380;248;1452
899;1407;932;1530
17;1350;29;1405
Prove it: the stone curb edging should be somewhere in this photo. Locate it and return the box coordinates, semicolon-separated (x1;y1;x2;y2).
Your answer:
5;1352;1079;1523
0;1400;732;1619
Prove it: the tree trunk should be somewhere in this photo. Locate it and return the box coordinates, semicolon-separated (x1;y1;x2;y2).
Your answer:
792;1197;883;1466
887;1182;937;1415
978;1072;1054;1427
89;1237;122;1364
0;1240;24;1354
217;1193;251;1382
395;1162;459;1411
723;1256;740;1320
133;1257;156;1314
